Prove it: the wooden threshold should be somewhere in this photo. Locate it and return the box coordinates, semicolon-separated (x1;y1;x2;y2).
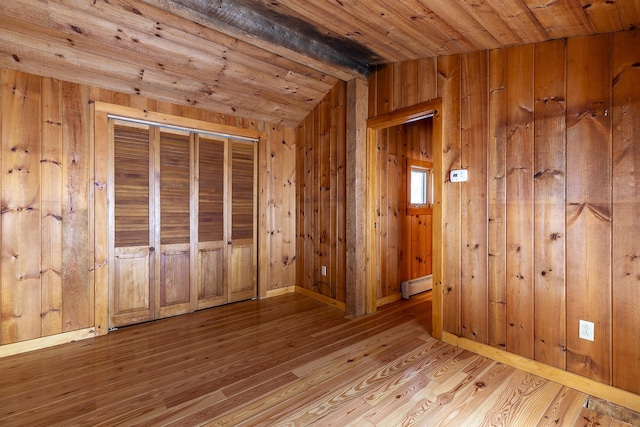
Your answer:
0;293;633;426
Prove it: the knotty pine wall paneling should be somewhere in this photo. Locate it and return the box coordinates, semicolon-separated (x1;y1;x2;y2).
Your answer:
318;92;331;299
62;82;93;333
565;34;613;384
0;68;295;352
41;77;63;338
612;29;640;395
533;39;567;370
437;54;463;335
460;50;489;344
329;84;347;302
487;48;508;351
282;126;297;293
1;70;42;344
261;123;297;295
296;82;347;305
505;44;535;360
267;124;284;291
367;29;640;395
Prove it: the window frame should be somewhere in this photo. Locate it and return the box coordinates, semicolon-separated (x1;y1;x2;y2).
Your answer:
406;158;433;215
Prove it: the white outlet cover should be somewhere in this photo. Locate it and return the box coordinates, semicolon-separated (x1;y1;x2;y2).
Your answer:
579;320;594;341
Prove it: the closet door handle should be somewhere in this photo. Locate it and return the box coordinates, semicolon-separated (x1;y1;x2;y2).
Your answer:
227;241;232;245
149;247;155;252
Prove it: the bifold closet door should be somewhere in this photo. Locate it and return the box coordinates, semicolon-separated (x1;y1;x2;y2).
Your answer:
109;122;257;328
196;136;227;309
157;130;193;319
228;140;257;303
111;124;155;327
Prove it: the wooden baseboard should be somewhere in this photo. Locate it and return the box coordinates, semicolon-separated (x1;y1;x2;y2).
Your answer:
295;286;346;311
377;292;402;307
0;328;96;359
265;286;295;298
441;331;640;413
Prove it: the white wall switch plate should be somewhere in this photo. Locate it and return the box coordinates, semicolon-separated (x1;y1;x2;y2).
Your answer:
321;265;327;276
579;320;594;341
450;169;468;182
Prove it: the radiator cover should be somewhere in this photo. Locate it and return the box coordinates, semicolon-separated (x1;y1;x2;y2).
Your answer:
401;275;433;299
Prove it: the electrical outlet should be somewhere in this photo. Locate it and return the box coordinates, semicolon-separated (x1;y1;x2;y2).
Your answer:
579;320;594;341
321;265;327;276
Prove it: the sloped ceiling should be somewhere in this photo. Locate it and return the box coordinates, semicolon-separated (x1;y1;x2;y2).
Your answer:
1;0;639;127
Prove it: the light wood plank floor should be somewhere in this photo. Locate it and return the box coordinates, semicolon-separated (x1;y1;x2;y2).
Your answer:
0;292;634;426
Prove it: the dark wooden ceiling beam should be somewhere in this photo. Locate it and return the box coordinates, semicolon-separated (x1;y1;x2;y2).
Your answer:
143;0;373;80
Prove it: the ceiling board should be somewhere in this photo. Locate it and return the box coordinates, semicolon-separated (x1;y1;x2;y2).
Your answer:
0;0;637;127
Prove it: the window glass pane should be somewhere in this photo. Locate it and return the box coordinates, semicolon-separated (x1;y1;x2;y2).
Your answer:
410;169;427;205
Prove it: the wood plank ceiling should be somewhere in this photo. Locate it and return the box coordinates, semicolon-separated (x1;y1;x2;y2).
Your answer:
1;0;638;126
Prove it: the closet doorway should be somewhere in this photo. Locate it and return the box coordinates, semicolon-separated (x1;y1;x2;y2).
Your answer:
95;106;258;329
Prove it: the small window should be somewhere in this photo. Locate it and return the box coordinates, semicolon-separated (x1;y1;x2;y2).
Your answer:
407;159;433;215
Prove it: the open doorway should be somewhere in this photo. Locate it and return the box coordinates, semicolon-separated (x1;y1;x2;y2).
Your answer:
365;99;443;338
375;118;434;306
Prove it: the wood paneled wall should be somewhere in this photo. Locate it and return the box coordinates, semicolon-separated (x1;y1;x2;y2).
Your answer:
0;68;296;348
296;82;347;304
368;30;640;395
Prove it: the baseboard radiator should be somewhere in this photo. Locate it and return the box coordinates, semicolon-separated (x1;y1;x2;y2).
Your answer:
401;275;433;299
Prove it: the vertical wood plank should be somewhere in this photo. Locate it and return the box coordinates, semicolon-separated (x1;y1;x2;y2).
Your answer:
268;125;283;291
432;102;444;340
392;62;404;112
505;44;535;359
418;57;438;102
40;77;63;337
533;39;567;369
61;82;91;332
488;48;508;350
281;126;297;290
566;33;612;383
611;29;640;394
334;81;347;303
375;64;393;117
318;94;331;298
367;66;379;119
460;50;489;344
396;130;409;285
295;123;305;292
304;113;315;292
378;121;388;299
366;126;379;314
401;60;419;108
1;70;42;344
258;123;269;298
329;85;339;299
93;109;109;335
437;54;462;335
385;153;399;295
0;70;3;345
410;215;420;278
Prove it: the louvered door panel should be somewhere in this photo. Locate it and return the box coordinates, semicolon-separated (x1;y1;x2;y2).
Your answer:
111;124;154;327
114;125;150;248
158;131;191;318
197;137;227;309
229;140;257;302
